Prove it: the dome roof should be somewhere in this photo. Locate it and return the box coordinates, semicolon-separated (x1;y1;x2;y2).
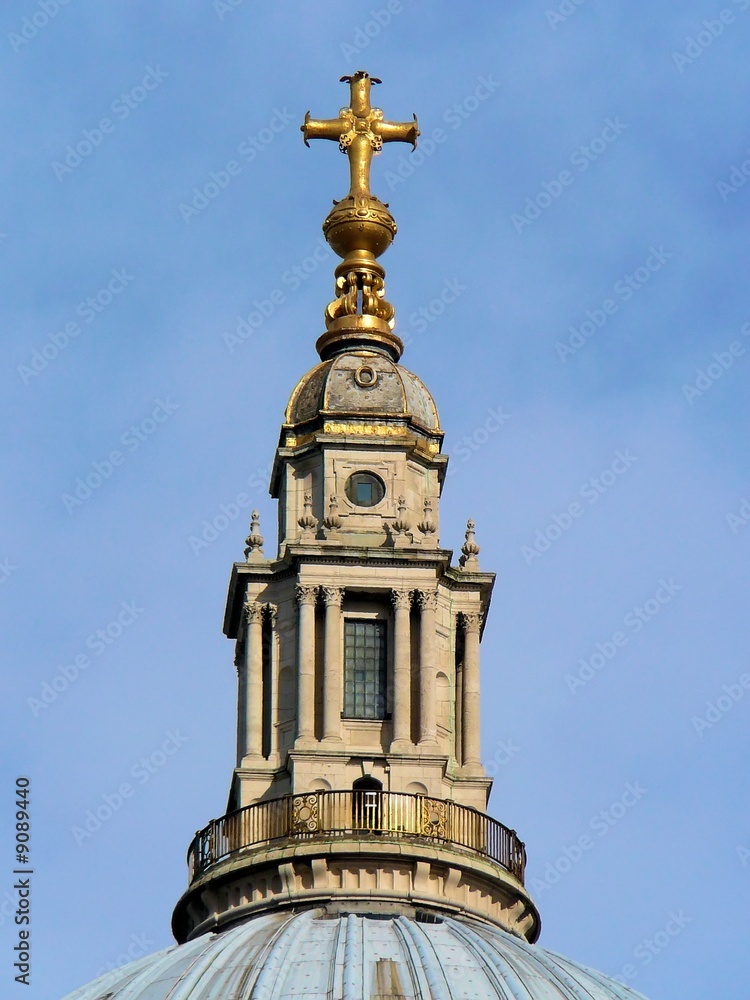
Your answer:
285;352;441;432
63;908;648;1000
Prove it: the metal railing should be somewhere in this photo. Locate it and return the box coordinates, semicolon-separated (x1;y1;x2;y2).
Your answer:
187;790;526;884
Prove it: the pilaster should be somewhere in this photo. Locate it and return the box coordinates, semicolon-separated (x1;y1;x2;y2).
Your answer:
390;588;413;751
321;586;345;744
295;584;318;748
416;589;439;748
461;611;483;772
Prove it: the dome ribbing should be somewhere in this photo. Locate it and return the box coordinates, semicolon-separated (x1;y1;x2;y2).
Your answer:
63;909;647;1000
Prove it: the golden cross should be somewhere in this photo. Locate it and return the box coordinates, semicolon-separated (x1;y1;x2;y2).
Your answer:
302;71;419;200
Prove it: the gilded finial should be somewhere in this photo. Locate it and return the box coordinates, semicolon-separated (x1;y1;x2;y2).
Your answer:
459;518;480;570
244;510;264;562
301;72;419;363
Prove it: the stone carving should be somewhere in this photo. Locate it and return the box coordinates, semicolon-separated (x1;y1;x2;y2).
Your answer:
295;585;319;606
390;589;412;611
322;494;343;537
416;589;438;613
321;586;344;607
461;611;483;634
459;518;480;569
243;510;264;561
298;493;318;539
392;495;411;548
244;602;264;625
393;496;410;533
417;497;437;541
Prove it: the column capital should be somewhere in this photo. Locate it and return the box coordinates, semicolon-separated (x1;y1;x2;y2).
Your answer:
295;584;319;606
461;611;483;634
266;604;278;627
415;589;438;612
321;585;344;607
390;588;412;611
244;601;265;625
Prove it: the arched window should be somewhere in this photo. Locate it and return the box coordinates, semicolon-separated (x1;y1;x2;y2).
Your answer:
352;776;382;831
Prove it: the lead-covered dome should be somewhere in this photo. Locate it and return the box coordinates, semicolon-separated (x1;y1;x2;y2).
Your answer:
63;908;648;1000
285;351;441;433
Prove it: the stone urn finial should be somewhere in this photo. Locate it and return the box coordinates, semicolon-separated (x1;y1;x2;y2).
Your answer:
459;518;480;569
298;493;319;541
244;510;265;562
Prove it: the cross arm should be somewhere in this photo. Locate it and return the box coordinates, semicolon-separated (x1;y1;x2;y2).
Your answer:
373;115;420;149
301;112;348;147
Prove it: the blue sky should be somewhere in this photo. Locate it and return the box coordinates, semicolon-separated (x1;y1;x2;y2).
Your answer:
2;2;750;997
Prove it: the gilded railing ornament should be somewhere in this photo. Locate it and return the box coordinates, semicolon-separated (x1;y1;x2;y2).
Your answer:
421;797;449;839
301;71;419;363
292;794;319;833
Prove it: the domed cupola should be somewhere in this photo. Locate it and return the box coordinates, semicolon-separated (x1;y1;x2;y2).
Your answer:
63;71;655;1000
272;345;445;550
285;352;441;434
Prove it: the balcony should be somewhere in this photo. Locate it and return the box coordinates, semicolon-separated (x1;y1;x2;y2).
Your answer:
187;790;526;884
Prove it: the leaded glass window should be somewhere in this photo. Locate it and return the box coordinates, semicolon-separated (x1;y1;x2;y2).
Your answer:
344;619;387;719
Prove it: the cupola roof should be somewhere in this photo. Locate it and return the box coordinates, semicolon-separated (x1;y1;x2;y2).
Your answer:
285;350;441;433
64;908;648;1000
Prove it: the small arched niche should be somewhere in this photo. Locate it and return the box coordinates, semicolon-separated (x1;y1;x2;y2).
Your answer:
309;778;332;793
436;671;451;730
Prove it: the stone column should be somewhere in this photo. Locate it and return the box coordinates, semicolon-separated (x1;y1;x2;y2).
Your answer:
243;602;265;759
417;590;439;747
321;586;344;743
295;585;318;747
462;612;483;768
267;605;278;758
235;640;247;765
390;589;412;751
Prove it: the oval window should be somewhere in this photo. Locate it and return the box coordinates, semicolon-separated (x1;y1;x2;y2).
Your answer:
345;472;385;508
